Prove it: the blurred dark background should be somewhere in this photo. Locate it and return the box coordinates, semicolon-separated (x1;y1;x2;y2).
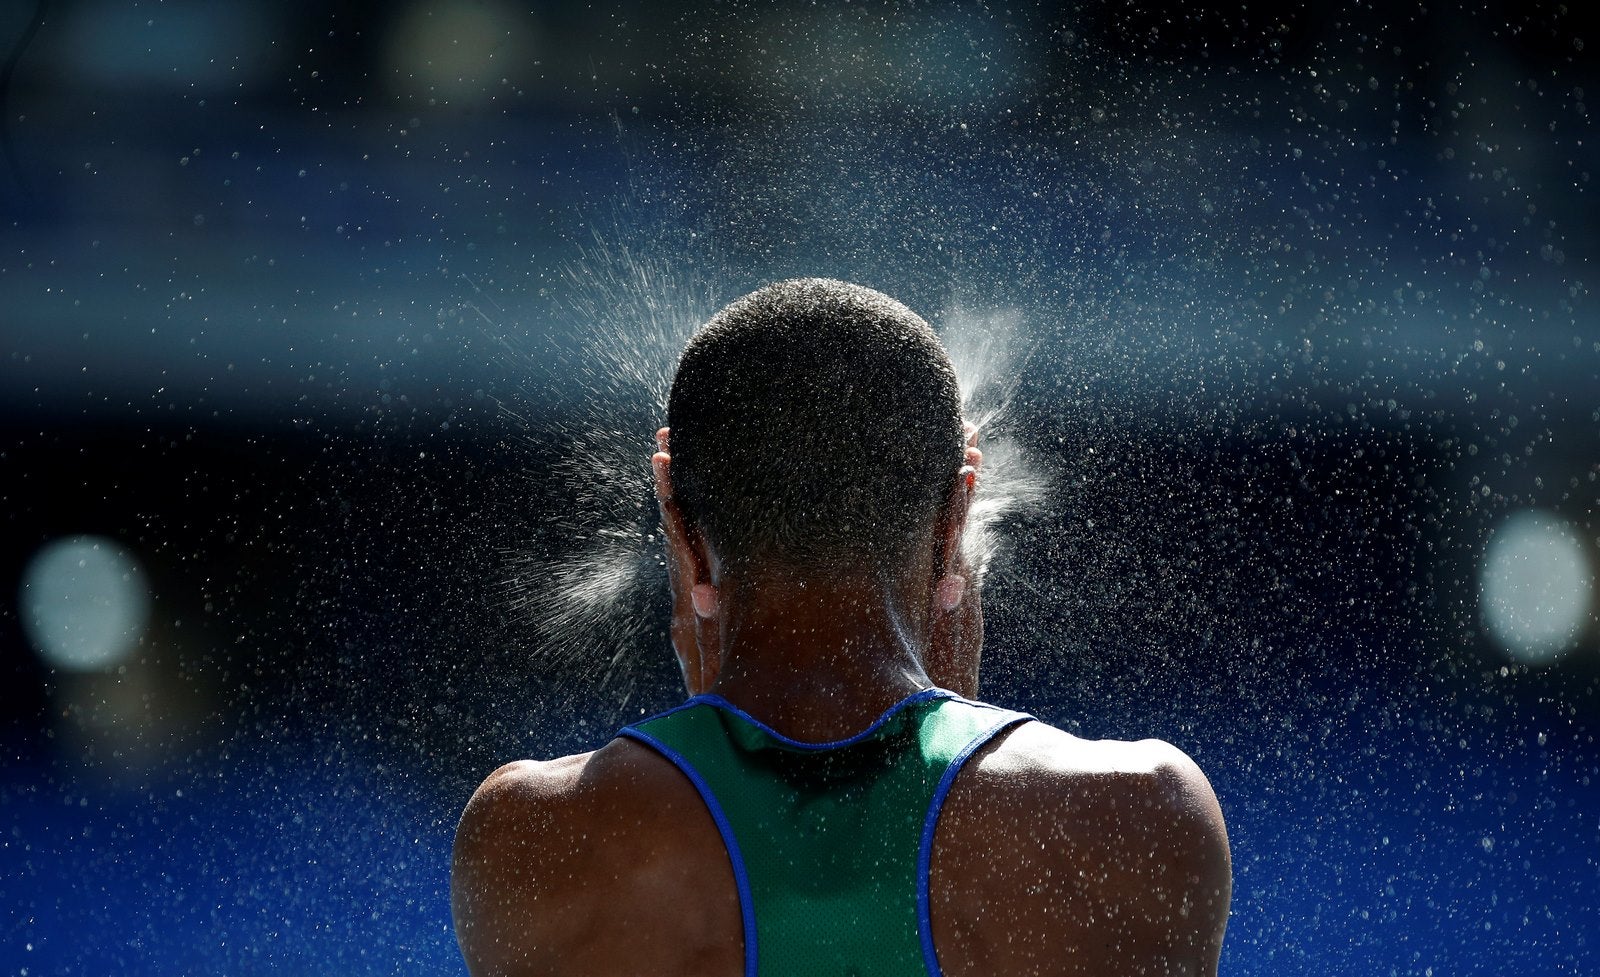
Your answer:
2;1;1597;973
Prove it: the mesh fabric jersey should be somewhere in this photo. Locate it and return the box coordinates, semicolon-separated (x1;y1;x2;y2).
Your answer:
620;688;1032;977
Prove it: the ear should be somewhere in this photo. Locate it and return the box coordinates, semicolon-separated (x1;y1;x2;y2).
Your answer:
674;516;718;615
924;432;984;699
654;429;723;694
935;458;979;576
675;513;724;694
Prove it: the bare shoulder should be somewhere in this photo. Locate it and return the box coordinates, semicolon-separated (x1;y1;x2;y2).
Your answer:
449;751;599;977
451;739;740;977
454;740;663;835
979;721;1225;821
984;721;1229;885
452;749;605;883
458;753;595;826
453;737;698;872
932;721;1231;977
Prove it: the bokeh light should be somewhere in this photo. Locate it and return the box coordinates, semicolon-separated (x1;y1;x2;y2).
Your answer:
3;1;1599;973
1480;510;1594;665
19;535;150;672
384;0;536;103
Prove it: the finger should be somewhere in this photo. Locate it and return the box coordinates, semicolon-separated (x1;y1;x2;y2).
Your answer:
965;446;983;469
652;451;673;501
656;488;693;560
653;456;696;577
656;427;671;452
962;421;979;447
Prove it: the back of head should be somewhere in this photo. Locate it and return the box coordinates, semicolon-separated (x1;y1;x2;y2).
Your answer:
667;278;964;575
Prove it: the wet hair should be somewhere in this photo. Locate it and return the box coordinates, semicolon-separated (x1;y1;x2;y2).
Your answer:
667;278;964;574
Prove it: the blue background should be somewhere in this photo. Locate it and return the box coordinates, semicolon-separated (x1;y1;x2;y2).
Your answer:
2;1;1597;973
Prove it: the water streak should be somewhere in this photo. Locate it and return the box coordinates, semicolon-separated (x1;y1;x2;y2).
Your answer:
496;252;1049;699
939;300;1050;579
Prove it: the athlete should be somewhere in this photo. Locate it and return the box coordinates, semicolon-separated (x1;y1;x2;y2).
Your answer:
452;279;1231;976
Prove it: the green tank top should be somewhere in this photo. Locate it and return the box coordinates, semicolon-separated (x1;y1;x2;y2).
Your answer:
619;688;1031;977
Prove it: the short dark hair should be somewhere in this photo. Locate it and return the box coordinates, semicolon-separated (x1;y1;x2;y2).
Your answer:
666;278;965;573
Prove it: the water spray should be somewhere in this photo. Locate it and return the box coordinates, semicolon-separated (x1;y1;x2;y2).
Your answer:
495;254;1050;702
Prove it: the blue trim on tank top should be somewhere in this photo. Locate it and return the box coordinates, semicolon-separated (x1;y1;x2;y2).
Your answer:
916;711;1034;977
616;726;760;977
650;686;957;750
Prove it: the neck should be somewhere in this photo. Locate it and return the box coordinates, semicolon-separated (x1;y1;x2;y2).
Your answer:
707;571;935;741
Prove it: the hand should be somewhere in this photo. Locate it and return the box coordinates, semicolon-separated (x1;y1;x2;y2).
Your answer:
925;423;984;698
652;428;722;695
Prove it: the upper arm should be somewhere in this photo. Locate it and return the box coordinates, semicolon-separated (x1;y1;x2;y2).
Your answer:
935;725;1230;977
451;760;587;977
1133;741;1232;976
451;742;739;977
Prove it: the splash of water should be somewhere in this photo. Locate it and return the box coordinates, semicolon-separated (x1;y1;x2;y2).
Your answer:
492;237;711;698
495;253;1049;702
938;300;1051;580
